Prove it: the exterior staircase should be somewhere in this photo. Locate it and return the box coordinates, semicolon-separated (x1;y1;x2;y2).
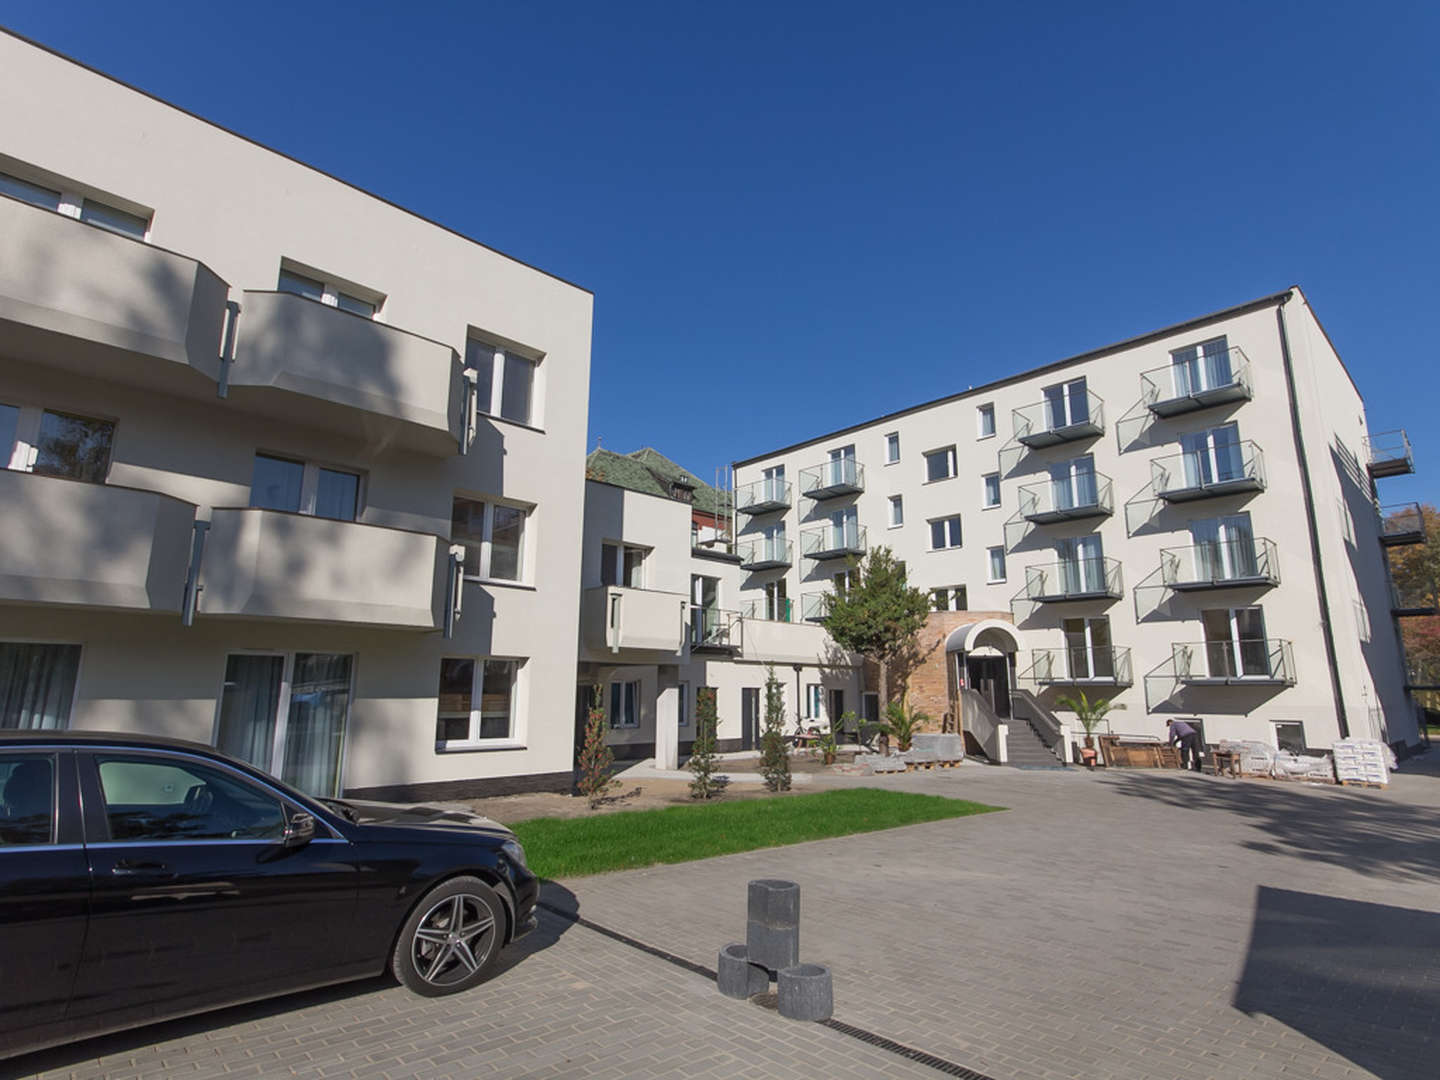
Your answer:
1004;713;1066;768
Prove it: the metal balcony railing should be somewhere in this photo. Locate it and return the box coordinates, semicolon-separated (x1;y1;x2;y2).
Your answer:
1379;502;1426;546
1021;557;1123;603
690;607;741;650
1011;390;1105;448
1364;429;1414;478
1172;638;1296;685
1027;646;1133;686
1391;579;1439;617
740;597;795;623
736;537;793;570
1160;538;1280;591
1406;658;1440;690
1151;441;1266;501
800;593;829;622
798;458;865;500
1140;347;1253;417
735;478;792;514
801;522;867;559
1017;472;1114;524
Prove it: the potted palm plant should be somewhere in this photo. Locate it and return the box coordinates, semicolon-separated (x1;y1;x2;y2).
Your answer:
1055;690;1110;769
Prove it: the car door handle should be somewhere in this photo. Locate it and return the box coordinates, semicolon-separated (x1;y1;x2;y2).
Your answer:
111;859;176;880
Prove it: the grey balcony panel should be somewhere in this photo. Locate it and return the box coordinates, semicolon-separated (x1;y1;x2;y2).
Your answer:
0;470;196;613
1140;348;1253;417
229;291;463;457
1161;538;1280;591
200;508;445;629
1026;647;1133;687
1012;391;1105;448
1379;502;1425;546
1365;429;1414;478
735;479;792;514
1172;639;1296;686
798;460;864;499
737;538;793;570
1022;557;1123;603
800;593;828;622
581;586;688;655
1018;474;1114;524
1152;441;1266;502
800;524;867;560
0;194;229;393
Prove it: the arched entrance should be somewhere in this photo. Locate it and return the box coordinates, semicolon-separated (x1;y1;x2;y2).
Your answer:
943;619;1024;751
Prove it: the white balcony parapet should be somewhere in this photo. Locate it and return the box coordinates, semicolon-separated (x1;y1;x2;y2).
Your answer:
582;585;688;655
1140;347;1253;417
1151;441;1266;501
1160;538;1280;591
1172;639;1296;685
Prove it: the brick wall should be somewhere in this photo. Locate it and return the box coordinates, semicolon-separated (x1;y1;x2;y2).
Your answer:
869;611;1014;731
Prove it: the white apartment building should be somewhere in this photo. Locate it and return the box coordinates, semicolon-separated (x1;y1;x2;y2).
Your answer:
732;289;1426;757
0;32;593;799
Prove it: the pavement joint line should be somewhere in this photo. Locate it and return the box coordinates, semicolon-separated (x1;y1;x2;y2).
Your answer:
535;899;1000;1080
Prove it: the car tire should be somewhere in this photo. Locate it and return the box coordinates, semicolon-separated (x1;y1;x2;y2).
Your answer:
393;876;507;997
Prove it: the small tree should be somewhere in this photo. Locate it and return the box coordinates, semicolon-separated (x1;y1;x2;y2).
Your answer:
576;684;618;809
822;547;931;708
874;698;929;752
1056;690;1111;748
688;686;723;799
759;666;792;791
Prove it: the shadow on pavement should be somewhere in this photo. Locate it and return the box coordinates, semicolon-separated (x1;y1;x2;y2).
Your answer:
1234;885;1440;1080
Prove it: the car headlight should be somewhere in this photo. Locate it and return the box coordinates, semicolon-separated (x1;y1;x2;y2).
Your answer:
501;838;528;870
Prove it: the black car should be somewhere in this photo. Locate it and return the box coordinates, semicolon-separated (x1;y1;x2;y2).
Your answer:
0;730;537;1059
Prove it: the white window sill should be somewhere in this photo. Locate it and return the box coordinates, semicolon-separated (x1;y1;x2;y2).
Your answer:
982;503;1002;511
609;725;641;732
884;460;900;467
987;578;1007;585
478;411;546;436
977;433;996;441
888;523;903;530
436;740;526;753
922;476;957;485
462;576;537;591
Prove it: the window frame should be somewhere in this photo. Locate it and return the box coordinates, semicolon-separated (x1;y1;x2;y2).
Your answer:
977;403;997;439
928;514;963;551
804;683;824;721
276;262;384;320
249;452;363;522
465;335;544;429
677;681;690;728
0;751;59;847
987;545;1007;583
453;496;532;584
923;445;958;484
91;752;289;844
0;640;84;733
884;432;901;465
436;656;526;750
608;679;641;730
982;472;1002;509
0;164;152;241
888;494;904;529
931;585;969;612
1;403;117;482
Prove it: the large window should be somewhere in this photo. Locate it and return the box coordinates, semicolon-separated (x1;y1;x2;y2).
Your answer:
452;497;527;582
0;755;54;846
0;643;81;730
1179;423;1245;488
1041;377;1090;431
466;337;539;426
1201;607;1271;679
1170;336;1233;396
250;454;360;521
932;586;968;612
278;267;379;318
804;683;823;720
608;680;640;729
438;658;521;747
929;515;963;550
1062;617;1114;680
599;542;646;588
924;446;957;482
0;168;149;239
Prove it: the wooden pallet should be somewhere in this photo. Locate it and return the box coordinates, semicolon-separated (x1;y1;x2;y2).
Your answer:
904;759;962;771
1339;778;1388;789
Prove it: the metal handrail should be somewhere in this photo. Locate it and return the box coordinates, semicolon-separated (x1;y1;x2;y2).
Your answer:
1140;346;1252;407
1151;440;1266;497
1017;472;1114;520
690;606;740;648
1391;579;1439;613
1172;638;1295;683
1027;646;1133;686
740;597;795;623
1022;557;1123;601
1364;429;1412;470
735;477;792;512
1380;502;1425;540
736;537;793;567
798;458;865;497
800;522;867;558
800;593;829;621
1159;537;1280;588
1011;389;1105;442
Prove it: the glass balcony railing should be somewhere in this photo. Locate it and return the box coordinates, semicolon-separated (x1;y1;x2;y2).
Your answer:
1406;658;1440;690
1365;429;1414;478
1151;441;1266;501
1017;472;1114;523
740;597;795;623
1160;538;1279;590
1391;580;1439;617
800;522;867;559
735;478;792;514
800;593;829;622
1379;502;1425;546
736;537;793;569
798;458;864;499
1140;347;1253;417
1028;647;1133;686
690;607;741;650
1173;639;1296;685
1011;390;1105;448
1021;557;1123;602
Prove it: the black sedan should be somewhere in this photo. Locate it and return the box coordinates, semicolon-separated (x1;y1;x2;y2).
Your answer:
0;730;537;1059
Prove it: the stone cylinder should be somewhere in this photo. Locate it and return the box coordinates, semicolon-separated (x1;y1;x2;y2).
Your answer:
777;963;833;1022
716;942;769;999
746;879;800;972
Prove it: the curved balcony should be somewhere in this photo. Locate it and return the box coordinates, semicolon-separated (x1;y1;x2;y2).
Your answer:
801;523;867;560
737;537;793;570
799;459;864;500
1026;647;1133;687
1152;441;1266;501
1018;473;1114;524
1021;558;1123;603
1365;430;1414;478
1141;348;1253;417
1173;639;1296;685
735;478;792;514
1380;502;1425;546
1160;538;1280;591
1011;390;1105;448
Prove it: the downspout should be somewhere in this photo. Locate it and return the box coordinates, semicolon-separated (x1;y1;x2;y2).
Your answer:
1275;295;1349;737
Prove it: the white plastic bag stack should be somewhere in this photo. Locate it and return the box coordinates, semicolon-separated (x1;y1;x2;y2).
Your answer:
1220;739;1276;776
1331;738;1390;785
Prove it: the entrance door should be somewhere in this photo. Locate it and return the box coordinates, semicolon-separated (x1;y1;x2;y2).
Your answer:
966;656;1011;718
741;688;760;751
827;688;845;730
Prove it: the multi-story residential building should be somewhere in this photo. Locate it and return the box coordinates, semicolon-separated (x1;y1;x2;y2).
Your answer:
732;289;1426;760
0;31;593;799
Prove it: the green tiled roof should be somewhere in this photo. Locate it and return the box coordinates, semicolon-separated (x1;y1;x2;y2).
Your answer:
586;447;728;518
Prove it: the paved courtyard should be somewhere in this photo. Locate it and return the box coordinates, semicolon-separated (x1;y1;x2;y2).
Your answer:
11;755;1440;1080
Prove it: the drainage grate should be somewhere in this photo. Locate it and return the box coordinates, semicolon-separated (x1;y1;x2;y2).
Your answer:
536;900;998;1079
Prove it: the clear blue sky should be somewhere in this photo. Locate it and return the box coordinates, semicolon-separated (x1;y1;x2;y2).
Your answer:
5;2;1436;503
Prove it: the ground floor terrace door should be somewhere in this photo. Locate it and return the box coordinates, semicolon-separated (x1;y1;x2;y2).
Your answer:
741;687;760;751
965;654;1011;719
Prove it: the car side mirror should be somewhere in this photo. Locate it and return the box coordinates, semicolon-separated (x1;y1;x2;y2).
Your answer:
283;812;316;848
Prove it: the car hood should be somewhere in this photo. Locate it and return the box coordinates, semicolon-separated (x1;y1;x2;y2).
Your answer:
327;799;514;838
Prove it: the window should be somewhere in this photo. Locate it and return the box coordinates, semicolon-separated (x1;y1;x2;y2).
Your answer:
982;472;1001;508
764;579;789;621
1062;617;1114;680
987;546;1007;583
1170;336;1233;396
761;464;786;504
1055;535;1105;593
0;755;54;846
1041;377;1090;432
885;432;901;464
0;643;81;730
833;568;860;595
215;652;353;796
924;446;957;482
1049;456;1099;512
277;267;378;318
1179;423;1245;488
96;755;286;842
452;497;528;582
1189;514;1258;581
0;169;150;239
678;682;690;727
932;586;968;612
977;403;996;439
805;684;823;720
31;410;115;483
888;495;904;528
438;658;521;746
1274;722;1306;754
929;515;963;550
250;454;361;522
79;201;149;240
0;171;60;210
466;337;539;426
1201;607;1271;679
599;542;645;588
608;680;640;729
0;403;18;468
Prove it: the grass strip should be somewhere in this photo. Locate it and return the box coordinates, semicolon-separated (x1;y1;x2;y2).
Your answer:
511;787;1002;878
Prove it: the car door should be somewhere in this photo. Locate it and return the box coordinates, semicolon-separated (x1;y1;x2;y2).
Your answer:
70;748;359;1030
0;748;89;1054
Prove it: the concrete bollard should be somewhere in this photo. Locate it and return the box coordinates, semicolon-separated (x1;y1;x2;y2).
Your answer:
716;942;769;999
746;879;800;972
777;963;833;1021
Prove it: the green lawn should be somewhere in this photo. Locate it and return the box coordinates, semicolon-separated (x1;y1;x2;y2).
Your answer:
511;788;1002;878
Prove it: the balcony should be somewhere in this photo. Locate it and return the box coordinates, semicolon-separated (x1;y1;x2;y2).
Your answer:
801;592;829;622
1365;429;1414;478
740;614;836;665
1027;647;1133;687
1406;659;1440;691
0;194;229;394
737;537;793;570
1140;347;1253;417
1172;639;1296;686
0;470;196;613
1011;391;1105;448
735;478;792;514
1151;441;1266;502
1021;558;1123;603
690;607;741;652
801;523;867;560
199;508;448;629
798;458;864;500
1017;473;1114;524
229;291;464;457
1391;580;1439;617
1160;538;1280;591
1380;502;1426;546
740;597;795;623
581;586;688;655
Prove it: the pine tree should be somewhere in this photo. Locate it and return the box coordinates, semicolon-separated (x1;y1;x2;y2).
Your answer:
576;684;618;809
688;686;723;799
759;666;792;791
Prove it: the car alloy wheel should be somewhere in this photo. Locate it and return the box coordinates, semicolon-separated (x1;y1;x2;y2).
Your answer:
394;876;506;996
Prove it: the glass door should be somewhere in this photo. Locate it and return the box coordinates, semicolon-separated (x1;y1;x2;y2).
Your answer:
762;522;786;564
764;578;789;622
762;464;785;504
1171;337;1230;396
1058;536;1104;595
1050;455;1097;511
1201;607;1269;678
827;446;855;488
831;506;858;550
691;574;720;643
1063;617;1113;680
1179;423;1239;488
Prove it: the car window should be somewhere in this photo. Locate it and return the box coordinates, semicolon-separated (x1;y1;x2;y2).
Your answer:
0;755;55;846
96;756;286;842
